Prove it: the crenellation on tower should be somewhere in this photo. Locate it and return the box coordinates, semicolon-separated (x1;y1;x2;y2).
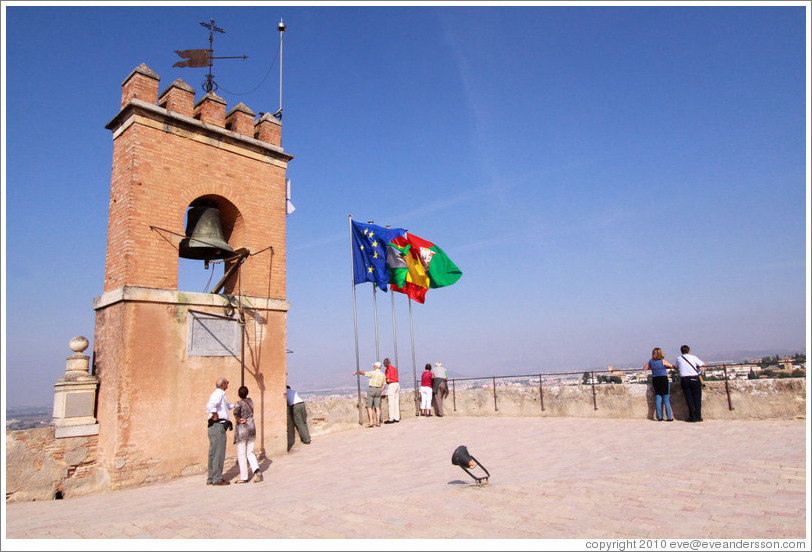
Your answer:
158;79;196;116
193;91;227;127
226;102;257;136
254;112;282;146
120;63;160;107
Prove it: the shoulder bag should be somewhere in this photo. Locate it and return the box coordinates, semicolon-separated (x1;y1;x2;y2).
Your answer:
682;355;706;387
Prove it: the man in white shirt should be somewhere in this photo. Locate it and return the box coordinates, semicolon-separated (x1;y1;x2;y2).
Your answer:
286;386;311;445
675;345;706;423
206;378;234;485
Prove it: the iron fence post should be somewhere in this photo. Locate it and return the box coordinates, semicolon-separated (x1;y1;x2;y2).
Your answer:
539;374;545;412
723;365;734;411
452;378;456;412
493;376;498;412
591;370;598;410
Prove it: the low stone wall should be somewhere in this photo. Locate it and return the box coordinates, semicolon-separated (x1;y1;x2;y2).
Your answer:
5;427;108;502
306;378;806;439
304;390;423;437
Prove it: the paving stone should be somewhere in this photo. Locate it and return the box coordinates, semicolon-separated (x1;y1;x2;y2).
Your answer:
4;417;806;541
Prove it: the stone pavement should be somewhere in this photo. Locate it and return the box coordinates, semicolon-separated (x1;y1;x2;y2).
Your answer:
3;417;808;542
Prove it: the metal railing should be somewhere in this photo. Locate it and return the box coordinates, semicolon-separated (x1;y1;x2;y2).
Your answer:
437;363;787;414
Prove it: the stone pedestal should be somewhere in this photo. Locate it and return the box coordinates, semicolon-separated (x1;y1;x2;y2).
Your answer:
53;336;100;438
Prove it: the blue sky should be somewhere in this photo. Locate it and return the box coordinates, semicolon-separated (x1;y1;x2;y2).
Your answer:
2;3;809;408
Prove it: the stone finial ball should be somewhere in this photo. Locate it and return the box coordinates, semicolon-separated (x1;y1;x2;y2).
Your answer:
69;336;89;353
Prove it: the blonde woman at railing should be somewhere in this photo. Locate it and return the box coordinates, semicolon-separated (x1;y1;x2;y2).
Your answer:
642;348;676;422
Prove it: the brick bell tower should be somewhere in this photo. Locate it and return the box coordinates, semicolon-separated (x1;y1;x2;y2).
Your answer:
93;64;293;489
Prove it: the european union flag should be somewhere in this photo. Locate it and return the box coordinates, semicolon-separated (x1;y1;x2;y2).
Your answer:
351;221;406;291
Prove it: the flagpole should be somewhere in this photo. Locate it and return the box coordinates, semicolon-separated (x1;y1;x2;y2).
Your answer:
348;215;363;425
369;221;380;363
390;290;399;373
372;285;380;362
409;297;419;416
386;225;400;372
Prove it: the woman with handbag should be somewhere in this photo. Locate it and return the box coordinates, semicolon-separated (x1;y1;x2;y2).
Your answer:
675;345;706;423
642;347;676;421
233;386;263;483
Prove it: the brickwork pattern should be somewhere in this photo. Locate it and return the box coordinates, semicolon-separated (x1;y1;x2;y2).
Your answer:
193;92;227;127
158;79;195;115
120;64;159;107
103;64;289;297
5;428;100;502
255;113;282;145
225;103;256;136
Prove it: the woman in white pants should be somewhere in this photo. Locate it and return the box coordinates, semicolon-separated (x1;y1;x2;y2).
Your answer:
420;364;434;416
233;386;262;483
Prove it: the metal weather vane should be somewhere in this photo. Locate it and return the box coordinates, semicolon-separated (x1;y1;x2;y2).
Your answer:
173;19;247;93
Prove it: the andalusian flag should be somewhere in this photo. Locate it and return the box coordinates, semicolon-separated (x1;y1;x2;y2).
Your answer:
351;221;406;291
386;243;411;288
387;233;462;303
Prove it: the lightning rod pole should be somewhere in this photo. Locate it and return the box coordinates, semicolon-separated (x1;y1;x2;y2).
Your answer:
275;19;286;119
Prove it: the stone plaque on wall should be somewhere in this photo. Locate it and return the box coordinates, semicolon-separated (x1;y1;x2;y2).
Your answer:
64;392;95;418
186;312;239;357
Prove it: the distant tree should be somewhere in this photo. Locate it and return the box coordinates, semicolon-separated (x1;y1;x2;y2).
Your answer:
748;369;758;380
791;369;805;377
609;376;622;384
582;371;591;385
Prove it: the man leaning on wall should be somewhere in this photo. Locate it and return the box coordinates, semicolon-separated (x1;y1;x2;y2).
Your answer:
287;385;311;445
432;362;449;417
206;378;234;486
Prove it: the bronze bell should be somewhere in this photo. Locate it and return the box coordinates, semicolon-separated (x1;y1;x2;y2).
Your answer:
178;204;234;261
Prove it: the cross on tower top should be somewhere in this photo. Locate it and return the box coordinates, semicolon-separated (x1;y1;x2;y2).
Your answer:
200;19;225;93
200;18;225;35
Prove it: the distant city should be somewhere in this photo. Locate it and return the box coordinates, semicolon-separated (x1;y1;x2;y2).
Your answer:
5;406;53;431
294;354;807;403
6;353;804;431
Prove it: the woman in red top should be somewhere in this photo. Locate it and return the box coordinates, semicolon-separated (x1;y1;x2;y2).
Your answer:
420;364;434;416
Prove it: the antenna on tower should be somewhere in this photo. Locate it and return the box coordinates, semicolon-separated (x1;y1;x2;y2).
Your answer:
273;19;286;120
